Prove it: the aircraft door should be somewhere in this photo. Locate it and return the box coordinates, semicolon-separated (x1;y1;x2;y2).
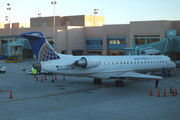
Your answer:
119;60;123;68
164;59;169;68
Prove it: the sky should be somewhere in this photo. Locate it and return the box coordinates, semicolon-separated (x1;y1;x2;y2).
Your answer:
0;0;180;25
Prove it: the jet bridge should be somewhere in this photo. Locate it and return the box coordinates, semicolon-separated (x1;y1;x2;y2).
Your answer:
124;29;180;61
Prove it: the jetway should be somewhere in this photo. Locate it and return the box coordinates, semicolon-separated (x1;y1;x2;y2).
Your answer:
4;39;24;62
124;29;180;61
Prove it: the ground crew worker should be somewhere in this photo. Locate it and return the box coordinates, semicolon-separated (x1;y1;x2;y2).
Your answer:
155;78;159;88
33;69;37;78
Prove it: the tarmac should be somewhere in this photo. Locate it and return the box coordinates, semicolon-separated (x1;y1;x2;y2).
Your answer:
0;59;180;120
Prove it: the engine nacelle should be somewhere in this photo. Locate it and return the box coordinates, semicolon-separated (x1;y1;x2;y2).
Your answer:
74;56;100;68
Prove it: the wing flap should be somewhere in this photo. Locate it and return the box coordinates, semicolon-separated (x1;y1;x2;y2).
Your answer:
110;71;162;79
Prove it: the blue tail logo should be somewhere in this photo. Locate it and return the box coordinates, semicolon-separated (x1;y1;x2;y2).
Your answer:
20;31;60;62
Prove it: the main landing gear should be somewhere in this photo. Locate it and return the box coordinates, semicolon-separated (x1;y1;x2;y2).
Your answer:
93;78;102;84
115;80;124;87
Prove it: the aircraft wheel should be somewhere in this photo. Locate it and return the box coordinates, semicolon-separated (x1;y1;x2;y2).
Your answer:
97;79;102;84
120;81;124;87
115;80;124;87
93;78;97;84
115;80;121;87
94;78;102;84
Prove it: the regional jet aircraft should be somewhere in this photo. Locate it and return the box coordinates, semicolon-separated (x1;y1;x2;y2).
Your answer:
20;31;176;87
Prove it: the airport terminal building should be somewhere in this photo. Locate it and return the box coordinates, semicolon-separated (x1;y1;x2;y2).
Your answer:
0;15;180;60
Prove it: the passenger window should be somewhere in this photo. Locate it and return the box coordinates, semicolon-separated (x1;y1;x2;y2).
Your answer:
112;62;114;64
131;62;133;64
108;62;110;65
124;61;126;64
120;62;122;64
141;61;143;63
104;62;106;65
134;61;136;64
116;61;118;64
127;61;129;64
100;62;102;65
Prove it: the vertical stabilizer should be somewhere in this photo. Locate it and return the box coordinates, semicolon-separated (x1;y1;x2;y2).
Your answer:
20;31;60;62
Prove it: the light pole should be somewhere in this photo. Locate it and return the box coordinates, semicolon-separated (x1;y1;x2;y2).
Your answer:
94;9;98;26
51;1;57;50
7;3;11;28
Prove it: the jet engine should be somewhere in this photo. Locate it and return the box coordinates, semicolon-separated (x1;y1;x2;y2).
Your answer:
74;57;100;68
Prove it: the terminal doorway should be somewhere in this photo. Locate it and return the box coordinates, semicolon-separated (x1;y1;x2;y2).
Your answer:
109;51;124;55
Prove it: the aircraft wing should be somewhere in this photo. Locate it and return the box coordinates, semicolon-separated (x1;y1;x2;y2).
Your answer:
110;71;162;79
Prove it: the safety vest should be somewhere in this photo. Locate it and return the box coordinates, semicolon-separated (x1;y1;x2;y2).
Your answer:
33;69;37;75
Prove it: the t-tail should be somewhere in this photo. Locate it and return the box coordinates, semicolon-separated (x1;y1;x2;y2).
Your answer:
20;31;60;62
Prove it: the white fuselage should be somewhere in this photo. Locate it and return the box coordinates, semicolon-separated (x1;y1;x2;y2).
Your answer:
41;55;176;79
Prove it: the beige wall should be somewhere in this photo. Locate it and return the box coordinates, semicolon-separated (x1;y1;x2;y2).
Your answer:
56;27;68;53
64;16;84;26
4;23;10;28
85;24;129;55
30;15;104;27
0;23;7;28
85;15;105;26
56;26;85;54
129;21;173;47
67;26;85;54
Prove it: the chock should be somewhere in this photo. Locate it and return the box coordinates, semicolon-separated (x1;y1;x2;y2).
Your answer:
55;75;57;80
63;76;65;80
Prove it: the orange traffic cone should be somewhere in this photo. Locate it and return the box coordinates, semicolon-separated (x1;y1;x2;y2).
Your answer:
149;88;153;96
170;85;173;93
52;77;54;82
36;76;38;81
55;75;57;80
41;77;43;82
175;87;178;95
163;89;167;97
9;90;13;99
157;89;160;97
172;89;175;96
44;75;46;80
63;76;65;80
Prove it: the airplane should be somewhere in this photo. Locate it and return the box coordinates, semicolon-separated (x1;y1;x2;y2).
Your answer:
20;31;176;87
